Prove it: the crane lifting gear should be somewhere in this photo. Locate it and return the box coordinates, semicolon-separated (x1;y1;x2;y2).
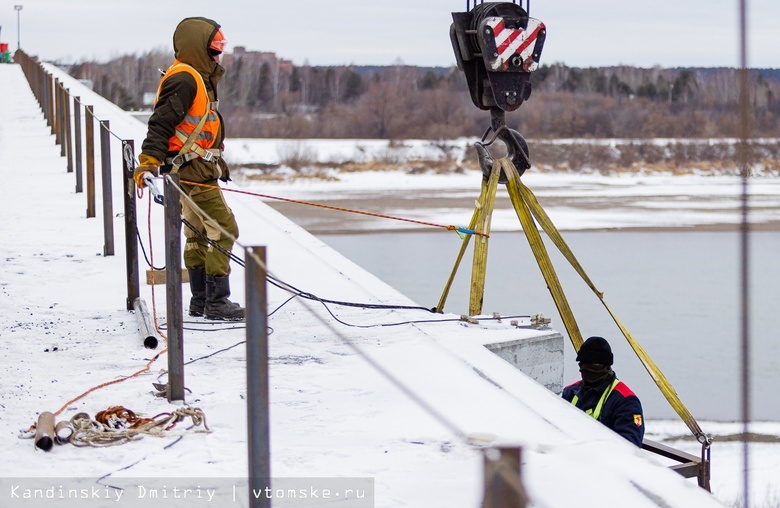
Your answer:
445;1;710;491
435;153;712;490
450;1;543;183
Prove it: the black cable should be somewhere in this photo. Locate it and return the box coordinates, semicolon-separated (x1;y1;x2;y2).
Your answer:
135;222;165;270
180;215;435;314
174;193;536;329
157;320;249;333
184;340;248;366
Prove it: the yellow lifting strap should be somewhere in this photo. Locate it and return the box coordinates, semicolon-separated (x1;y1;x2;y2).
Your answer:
498;158;708;444
470;163;501;315
435;165;500;314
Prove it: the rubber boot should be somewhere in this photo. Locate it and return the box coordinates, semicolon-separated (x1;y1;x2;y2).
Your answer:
205;275;245;321
188;268;206;317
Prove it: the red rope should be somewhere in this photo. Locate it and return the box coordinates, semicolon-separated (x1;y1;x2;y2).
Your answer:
52;194;168;417
180;179;488;238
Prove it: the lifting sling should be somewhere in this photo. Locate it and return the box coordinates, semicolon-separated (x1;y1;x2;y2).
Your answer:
437;156;711;489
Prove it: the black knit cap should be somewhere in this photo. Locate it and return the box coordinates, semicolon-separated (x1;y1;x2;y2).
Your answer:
576;336;614;366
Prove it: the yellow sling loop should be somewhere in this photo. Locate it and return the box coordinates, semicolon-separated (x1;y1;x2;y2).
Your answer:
571;378;620;421
497;157;708;445
435;164;500;314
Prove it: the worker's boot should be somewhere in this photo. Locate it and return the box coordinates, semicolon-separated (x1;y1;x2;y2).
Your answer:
188;268;207;317
204;275;245;321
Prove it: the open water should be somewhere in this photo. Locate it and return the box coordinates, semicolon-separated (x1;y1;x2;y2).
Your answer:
320;230;780;422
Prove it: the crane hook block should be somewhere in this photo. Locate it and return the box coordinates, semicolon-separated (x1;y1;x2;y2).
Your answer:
450;2;546;112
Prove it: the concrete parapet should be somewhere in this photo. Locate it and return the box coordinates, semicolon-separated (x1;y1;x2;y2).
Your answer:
483;331;564;393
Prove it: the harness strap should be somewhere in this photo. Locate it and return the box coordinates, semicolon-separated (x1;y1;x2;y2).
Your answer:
171;112;212;173
571;378;620;421
165;148;222;167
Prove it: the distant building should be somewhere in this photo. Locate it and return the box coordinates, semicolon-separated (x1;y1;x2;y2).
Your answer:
222;46;293;73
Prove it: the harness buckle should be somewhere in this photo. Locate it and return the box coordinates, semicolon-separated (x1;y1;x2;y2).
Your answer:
170;154;185;168
202;150;214;162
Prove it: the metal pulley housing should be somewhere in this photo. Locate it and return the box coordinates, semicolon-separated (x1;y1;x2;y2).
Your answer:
450;2;546;111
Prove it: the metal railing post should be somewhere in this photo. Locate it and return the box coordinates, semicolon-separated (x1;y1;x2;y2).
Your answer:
99;120;114;256
123;140;140;311
53;79;61;143
57;82;66;155
85;105;96;217
48;76;55;135
482;446;527;508
46;73;57;134
245;246;270;508
164;174;185;402
73;97;83;193
64;89;73;173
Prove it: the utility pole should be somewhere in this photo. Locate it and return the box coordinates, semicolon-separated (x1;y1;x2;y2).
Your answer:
14;5;23;51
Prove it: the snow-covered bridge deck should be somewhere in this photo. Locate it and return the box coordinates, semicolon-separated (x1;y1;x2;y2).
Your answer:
0;61;722;507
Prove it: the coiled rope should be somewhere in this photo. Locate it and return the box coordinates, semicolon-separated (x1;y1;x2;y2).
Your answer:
69;406;210;448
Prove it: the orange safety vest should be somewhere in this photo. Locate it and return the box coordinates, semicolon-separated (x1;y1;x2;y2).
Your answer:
155;61;221;168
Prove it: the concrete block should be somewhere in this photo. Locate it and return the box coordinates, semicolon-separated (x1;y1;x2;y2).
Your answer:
484;331;565;393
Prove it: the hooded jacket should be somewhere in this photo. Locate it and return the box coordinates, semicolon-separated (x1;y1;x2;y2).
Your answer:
141;17;230;183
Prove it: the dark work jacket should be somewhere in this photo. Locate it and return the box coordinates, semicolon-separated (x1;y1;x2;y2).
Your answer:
141;17;229;184
561;374;645;446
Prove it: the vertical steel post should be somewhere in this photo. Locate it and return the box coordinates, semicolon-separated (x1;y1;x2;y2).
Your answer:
164;174;185;402
58;84;66;156
64;89;73;173
737;0;751;505
123;140;140;311
85;105;96;218
99;120;114;256
245;246;270;508
482;447;527;508
60;85;67;157
73;97;83;193
53;79;61;145
39;69;48;125
48;75;55;135
35;63;42;108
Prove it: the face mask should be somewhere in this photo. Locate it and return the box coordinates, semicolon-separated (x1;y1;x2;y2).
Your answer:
579;363;613;387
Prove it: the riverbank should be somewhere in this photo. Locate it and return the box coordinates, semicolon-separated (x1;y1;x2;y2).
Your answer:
231;167;780;234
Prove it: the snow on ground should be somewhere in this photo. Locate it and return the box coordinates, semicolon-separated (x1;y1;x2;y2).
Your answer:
0;62;777;507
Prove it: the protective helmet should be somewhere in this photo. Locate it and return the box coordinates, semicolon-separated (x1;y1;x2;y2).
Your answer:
210;29;227;53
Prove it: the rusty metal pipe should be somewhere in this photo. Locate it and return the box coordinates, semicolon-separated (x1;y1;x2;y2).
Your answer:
133;297;159;350
34;412;55;452
54;420;74;445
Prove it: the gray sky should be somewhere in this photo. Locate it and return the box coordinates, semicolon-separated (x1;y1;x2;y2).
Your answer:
2;0;778;68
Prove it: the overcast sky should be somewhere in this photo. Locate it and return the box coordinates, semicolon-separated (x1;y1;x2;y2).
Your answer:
1;0;777;68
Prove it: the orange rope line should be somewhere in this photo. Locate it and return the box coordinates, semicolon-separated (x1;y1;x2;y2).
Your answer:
180;180;488;238
53;194;168;418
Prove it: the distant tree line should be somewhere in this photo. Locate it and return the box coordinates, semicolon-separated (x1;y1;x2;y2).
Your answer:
64;49;780;139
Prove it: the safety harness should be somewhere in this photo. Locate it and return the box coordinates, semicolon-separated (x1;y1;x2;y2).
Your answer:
168;112;221;172
157;62;222;173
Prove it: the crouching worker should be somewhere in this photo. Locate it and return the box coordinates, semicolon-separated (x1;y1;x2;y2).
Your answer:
562;336;644;446
134;17;244;321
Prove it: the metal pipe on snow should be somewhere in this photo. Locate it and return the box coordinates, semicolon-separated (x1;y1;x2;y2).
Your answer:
133;298;159;350
34;412;56;452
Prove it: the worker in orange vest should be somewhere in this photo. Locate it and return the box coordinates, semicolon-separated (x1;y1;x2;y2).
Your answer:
134;17;243;321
